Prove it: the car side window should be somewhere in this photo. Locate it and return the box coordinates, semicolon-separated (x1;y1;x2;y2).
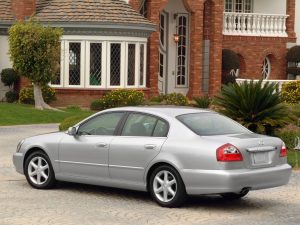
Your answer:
121;113;169;137
153;120;169;137
122;113;158;137
77;112;124;136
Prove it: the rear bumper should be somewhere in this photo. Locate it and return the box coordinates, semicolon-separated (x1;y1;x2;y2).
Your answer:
13;152;24;174
181;164;292;195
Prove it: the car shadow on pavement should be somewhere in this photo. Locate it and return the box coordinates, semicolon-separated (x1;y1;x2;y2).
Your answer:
55;181;279;210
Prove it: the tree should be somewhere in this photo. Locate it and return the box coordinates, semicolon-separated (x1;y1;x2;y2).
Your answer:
214;80;287;135
0;68;19;88
8;19;63;110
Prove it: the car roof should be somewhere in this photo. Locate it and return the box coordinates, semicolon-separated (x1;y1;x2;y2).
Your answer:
105;106;213;118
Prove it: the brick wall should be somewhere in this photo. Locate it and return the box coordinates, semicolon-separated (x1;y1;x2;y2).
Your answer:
52;88;151;107
11;0;36;20
207;0;223;96
287;0;297;41
223;36;288;80
128;0;140;12
129;0;224;98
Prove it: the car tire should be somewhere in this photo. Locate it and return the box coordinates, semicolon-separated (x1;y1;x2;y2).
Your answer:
149;165;187;207
221;190;249;200
24;151;56;189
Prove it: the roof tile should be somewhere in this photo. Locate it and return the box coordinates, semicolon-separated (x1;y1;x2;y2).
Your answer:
35;0;152;26
0;0;153;27
0;0;13;22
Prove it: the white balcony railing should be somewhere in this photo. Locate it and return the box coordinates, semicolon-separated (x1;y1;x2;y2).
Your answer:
223;13;289;37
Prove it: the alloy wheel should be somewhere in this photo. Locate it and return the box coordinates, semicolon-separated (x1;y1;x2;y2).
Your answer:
27;156;49;185
153;170;177;203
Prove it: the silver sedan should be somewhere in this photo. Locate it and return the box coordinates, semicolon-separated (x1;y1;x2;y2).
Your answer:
13;107;292;207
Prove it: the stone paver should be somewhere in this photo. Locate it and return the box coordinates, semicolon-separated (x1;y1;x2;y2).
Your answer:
0;124;299;225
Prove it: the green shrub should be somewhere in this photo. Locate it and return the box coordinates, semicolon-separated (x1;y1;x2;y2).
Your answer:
5;90;19;103
276;130;300;168
0;68;19;87
90;89;145;110
193;96;211;108
66;105;82;111
19;85;56;104
59;115;89;131
164;93;188;106
276;131;300;151
214;80;287;135
149;94;166;103
281;81;300;104
90;99;104;111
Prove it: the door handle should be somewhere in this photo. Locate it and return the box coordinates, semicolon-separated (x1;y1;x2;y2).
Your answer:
96;142;108;148
144;144;157;150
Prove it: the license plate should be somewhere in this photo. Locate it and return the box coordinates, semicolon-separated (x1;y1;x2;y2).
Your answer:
252;152;270;165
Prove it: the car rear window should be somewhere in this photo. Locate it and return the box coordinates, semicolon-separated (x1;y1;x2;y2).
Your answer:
177;113;250;136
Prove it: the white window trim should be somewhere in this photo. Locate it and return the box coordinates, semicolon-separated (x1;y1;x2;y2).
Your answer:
160;12;167;51
175;14;189;88
107;42;126;88
125;42;138;88
85;41;107;89
140;43;147;88
262;56;271;80
224;0;254;13
51;36;148;89
64;41;85;88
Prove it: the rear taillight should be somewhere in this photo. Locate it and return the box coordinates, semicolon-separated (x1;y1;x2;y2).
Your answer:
280;143;287;157
217;143;243;162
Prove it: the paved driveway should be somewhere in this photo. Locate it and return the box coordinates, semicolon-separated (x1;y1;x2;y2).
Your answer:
0;124;299;225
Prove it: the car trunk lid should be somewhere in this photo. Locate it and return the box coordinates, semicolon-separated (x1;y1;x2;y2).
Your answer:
202;133;283;169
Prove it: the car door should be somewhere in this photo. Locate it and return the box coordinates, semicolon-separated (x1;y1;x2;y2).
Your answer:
58;112;125;180
109;112;169;186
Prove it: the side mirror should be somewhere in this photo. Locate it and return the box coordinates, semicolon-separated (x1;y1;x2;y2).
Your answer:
67;127;77;136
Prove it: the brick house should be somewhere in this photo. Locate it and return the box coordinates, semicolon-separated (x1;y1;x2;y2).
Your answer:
129;0;298;97
0;0;299;106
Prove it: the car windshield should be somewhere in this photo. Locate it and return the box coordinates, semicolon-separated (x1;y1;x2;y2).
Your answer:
177;113;251;136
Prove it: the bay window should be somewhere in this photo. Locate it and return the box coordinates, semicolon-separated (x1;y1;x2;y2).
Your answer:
52;37;147;89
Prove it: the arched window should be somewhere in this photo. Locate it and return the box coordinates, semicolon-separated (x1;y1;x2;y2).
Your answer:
262;56;271;80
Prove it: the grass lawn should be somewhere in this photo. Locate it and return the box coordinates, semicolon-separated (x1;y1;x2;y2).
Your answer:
288;150;300;168
0;103;93;126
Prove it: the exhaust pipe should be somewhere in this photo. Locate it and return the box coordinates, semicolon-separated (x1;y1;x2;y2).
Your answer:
241;187;251;195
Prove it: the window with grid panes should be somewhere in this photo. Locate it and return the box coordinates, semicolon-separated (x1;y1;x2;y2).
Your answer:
176;15;188;86
53;39;147;89
69;42;81;86
90;43;102;86
110;43;121;86
140;44;145;86
224;0;253;13
127;44;136;86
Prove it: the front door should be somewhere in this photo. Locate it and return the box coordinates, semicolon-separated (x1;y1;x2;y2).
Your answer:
58;112;125;180
158;0;189;95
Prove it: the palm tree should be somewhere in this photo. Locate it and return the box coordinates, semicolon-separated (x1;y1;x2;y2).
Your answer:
214;80;287;134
